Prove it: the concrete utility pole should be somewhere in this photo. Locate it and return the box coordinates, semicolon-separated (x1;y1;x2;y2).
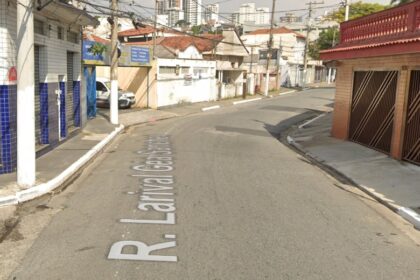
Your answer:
344;0;350;21
17;0;36;187
153;0;158;59
264;0;276;97
110;0;119;125
303;1;323;88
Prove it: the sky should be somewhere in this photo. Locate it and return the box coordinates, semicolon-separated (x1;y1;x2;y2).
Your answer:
135;0;390;17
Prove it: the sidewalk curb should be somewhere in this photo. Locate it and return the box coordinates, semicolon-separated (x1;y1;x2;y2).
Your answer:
233;97;262;105
287;115;420;231
0;125;125;207
201;105;221;112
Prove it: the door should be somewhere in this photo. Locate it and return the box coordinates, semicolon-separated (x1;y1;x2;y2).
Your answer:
403;70;420;165
66;52;74;130
349;71;398;154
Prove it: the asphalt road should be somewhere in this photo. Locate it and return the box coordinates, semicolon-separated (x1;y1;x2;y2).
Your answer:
6;89;420;280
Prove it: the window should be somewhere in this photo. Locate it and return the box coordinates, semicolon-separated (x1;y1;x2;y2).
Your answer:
159;67;177;75
96;82;108;92
34;19;45;35
67;31;79;44
57;26;64;40
193;67;208;76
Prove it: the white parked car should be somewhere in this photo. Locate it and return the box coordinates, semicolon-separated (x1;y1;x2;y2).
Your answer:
96;78;136;109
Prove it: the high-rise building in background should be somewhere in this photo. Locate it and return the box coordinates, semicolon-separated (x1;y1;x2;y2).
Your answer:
183;0;202;26
205;4;219;23
255;8;270;25
238;3;256;24
232;2;271;26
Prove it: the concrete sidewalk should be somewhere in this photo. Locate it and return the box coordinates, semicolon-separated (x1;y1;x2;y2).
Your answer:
288;113;420;229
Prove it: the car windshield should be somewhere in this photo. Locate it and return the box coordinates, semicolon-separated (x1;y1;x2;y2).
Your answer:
104;81;123;91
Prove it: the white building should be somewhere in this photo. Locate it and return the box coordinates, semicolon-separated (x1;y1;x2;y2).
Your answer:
241;27;322;88
0;0;97;175
205;4;219;23
238;3;256;24
168;8;184;27
183;0;202;26
255;8;270;25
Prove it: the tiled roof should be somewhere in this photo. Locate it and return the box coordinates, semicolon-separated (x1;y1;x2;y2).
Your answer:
118;26;156;37
248;27;305;39
160;35;223;52
123;34;223;53
83;33;110;44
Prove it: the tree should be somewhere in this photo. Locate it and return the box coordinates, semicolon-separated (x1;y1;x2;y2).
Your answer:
310;1;389;59
326;1;388;23
308;26;339;60
191;25;203;35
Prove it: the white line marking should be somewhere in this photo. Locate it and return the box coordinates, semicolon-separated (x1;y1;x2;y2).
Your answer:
298;113;327;129
165;234;176;239
201;105;221;112
233;98;262;105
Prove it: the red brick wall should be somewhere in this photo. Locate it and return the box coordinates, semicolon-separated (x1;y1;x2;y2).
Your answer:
332;53;420;159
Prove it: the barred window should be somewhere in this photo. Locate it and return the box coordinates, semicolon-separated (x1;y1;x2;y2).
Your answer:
159;66;177;75
34;19;45;35
193;67;208;76
67;31;79;44
57;26;64;40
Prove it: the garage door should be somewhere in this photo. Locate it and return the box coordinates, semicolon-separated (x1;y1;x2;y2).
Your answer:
349;71;398;154
66;52;74;130
403;70;420;165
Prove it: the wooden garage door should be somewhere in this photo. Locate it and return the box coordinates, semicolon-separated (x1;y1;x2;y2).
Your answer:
403;70;420;165
349;71;398;154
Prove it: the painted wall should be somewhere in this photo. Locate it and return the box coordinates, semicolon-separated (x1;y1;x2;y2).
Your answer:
0;0;85;174
156;58;217;107
331;53;420;160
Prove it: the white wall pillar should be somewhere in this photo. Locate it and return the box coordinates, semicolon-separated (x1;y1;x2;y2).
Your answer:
17;0;36;187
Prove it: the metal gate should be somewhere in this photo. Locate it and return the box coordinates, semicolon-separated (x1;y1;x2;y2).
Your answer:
403;70;420;165
34;45;41;145
66;52;74;130
349;71;398;154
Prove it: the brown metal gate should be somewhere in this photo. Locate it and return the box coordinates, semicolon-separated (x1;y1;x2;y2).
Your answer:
403;70;420;165
349;71;398;154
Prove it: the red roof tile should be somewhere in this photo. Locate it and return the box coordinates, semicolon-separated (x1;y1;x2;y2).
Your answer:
118;26;156;37
83;33;110;44
248;27;305;38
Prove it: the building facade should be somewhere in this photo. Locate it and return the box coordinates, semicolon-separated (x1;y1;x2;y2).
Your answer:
0;0;96;174
321;1;420;166
183;0;202;26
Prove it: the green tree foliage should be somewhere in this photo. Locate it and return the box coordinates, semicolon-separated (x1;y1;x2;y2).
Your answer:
310;1;389;59
191;25;203;35
308;27;339;60
326;1;388;23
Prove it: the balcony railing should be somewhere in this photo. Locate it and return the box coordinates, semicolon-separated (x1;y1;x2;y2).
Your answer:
340;0;420;46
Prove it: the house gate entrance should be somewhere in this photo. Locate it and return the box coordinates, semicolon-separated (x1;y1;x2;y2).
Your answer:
349;71;398;154
403;70;420;165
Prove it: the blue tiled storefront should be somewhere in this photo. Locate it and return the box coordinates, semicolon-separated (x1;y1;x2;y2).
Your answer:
0;82;81;175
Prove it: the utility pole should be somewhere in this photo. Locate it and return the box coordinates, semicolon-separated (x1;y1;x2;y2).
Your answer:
17;0;36;187
303;1;323;88
344;0;350;21
264;0;276;97
153;0;158;59
110;0;119;125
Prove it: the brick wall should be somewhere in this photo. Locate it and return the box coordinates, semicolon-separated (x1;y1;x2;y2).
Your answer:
332;53;420;159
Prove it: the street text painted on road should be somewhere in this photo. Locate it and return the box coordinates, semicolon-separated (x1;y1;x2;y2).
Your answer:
108;135;178;262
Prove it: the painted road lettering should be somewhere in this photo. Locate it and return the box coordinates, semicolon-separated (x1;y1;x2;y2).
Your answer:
108;135;178;262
